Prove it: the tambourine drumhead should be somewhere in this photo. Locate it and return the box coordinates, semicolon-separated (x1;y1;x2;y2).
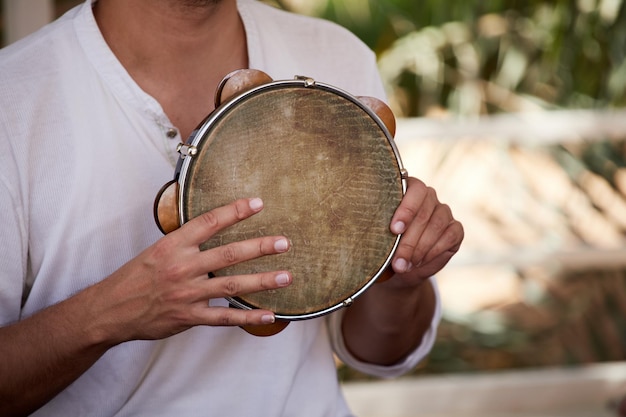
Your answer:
179;79;405;320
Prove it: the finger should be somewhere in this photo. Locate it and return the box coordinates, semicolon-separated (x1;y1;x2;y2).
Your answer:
181;198;265;246
192;235;291;277
394;249;455;284
413;245;460;281
200;270;292;301
390;181;438;273
407;203;456;267
421;219;464;266
393;218;463;282
389;177;431;235
191;305;278;327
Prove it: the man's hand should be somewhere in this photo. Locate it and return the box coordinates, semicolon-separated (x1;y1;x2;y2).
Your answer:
91;197;293;344
388;176;464;285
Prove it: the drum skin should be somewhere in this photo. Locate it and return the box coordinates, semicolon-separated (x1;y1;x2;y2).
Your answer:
178;80;404;320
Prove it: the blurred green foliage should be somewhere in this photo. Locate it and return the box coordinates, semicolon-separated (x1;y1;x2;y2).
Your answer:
12;0;622;116
278;0;626;117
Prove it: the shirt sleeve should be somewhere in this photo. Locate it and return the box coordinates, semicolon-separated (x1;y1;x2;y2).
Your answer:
327;276;442;379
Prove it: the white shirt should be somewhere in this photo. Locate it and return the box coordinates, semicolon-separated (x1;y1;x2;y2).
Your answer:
0;1;441;416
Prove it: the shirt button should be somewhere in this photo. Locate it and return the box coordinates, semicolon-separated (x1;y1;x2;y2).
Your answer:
166;128;178;139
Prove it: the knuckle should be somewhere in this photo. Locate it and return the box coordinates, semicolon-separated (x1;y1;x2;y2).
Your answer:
146;241;191;281
220;245;239;264
455;221;466;240
233;199;248;220
430;214;449;234
198;211;220;229
408;176;426;189
264;275;276;290
150;237;176;261
397;240;416;256
221;277;241;297
413;205;431;225
447;221;465;246
258;273;274;290
163;262;185;279
259;239;267;255
216;311;236;326
426;186;438;200
242;314;261;327
431;204;455;233
211;308;262;328
399;203;419;221
162;262;189;281
161;287;193;304
259;238;273;256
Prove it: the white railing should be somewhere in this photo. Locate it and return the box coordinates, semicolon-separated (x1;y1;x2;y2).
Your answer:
343;361;626;417
394;110;626;272
396;109;626;145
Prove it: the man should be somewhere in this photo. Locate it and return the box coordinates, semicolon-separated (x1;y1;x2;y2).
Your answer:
0;0;464;416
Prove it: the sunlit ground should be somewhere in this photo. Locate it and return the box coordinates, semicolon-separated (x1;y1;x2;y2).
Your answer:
343;361;626;417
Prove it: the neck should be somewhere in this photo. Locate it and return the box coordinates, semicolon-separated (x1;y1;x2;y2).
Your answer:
94;0;248;138
94;0;243;64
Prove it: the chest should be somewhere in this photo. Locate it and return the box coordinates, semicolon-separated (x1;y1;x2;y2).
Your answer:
23;97;176;309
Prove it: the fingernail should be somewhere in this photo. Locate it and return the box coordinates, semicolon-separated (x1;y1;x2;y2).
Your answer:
249;198;263;211
394;258;409;273
274;238;289;252
262;314;275;324
391;221;406;234
275;273;290;286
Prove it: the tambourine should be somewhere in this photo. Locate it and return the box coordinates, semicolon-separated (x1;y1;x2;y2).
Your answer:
154;69;407;336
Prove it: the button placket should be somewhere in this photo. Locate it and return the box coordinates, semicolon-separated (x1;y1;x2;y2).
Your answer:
165;128;178;139
159;125;181;166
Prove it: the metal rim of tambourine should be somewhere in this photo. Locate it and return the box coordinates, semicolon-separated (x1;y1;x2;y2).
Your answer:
175;76;408;321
